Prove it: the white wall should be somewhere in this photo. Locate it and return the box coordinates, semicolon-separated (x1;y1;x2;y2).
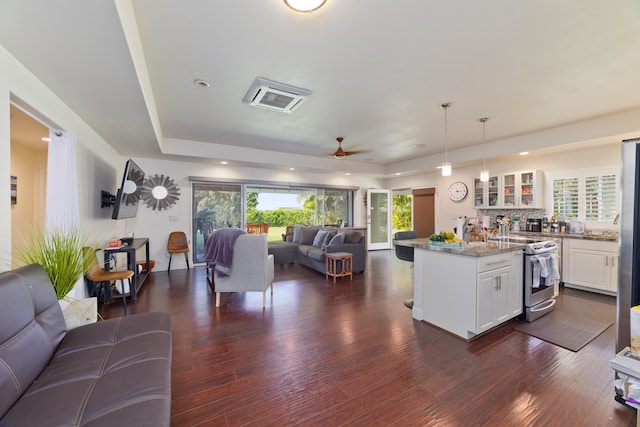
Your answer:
0;44;123;272
386;143;621;233
120;157;385;271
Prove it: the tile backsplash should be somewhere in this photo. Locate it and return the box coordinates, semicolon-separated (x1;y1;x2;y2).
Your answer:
476;208;545;228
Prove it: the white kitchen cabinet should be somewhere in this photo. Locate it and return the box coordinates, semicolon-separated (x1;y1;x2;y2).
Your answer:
501;170;544;208
563;238;618;295
477;267;510;333
414;248;522;340
473;176;500;208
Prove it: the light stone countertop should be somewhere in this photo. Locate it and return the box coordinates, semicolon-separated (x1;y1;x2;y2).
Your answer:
394;238;525;257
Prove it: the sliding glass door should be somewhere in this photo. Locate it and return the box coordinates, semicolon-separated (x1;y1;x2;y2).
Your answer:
192;183;242;263
192;180;356;262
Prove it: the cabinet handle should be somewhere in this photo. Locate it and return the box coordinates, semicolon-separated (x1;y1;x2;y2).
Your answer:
606;257;608;267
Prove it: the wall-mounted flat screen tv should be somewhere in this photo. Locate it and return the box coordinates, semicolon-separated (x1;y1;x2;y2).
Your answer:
112;159;145;220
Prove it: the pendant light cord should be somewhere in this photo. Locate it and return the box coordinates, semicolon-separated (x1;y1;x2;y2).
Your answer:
481;118;487;170
441;103;450;164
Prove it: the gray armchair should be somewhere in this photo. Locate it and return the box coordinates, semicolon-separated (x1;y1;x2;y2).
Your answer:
210;234;275;308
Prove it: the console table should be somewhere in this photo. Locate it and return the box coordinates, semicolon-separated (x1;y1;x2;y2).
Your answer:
104;238;150;301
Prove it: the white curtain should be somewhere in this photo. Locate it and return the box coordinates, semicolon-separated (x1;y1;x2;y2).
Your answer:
45;130;84;298
45;130;79;230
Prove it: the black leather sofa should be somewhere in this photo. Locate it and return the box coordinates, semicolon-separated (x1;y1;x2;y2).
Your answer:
0;264;172;427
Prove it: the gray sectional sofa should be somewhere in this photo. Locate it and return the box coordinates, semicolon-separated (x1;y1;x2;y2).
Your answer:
0;264;172;427
268;226;366;274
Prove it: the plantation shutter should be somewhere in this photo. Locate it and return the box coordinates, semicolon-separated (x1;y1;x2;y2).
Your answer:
585;174;616;222
553;177;579;219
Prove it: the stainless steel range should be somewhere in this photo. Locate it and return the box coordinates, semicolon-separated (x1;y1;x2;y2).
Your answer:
524;240;559;321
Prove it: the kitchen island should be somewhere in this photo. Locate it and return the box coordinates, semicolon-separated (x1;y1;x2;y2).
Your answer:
395;238;525;340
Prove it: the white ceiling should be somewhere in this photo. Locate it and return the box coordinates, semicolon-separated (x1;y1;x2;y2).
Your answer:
2;0;639;176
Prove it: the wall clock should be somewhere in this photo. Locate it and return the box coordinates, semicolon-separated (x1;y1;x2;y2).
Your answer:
140;174;180;211
448;181;468;202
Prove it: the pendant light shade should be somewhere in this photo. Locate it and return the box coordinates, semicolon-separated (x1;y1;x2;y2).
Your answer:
479;117;489;182
441;103;452;177
284;0;327;12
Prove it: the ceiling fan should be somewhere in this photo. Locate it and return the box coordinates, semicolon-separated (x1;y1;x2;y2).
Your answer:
330;137;367;159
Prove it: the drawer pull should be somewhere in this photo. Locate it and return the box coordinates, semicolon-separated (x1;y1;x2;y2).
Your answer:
486;259;509;266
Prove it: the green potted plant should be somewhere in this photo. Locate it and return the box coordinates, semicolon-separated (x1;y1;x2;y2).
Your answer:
14;225;94;300
14;225;98;328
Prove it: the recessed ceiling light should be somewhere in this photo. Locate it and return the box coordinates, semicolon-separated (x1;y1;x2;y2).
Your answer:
194;79;210;88
395;173;401;176
284;0;326;12
289;167;295;171
220;161;228;165
519;151;529;156
345;173;351;176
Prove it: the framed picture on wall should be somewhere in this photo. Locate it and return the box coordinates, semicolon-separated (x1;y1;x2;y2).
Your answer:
10;175;16;205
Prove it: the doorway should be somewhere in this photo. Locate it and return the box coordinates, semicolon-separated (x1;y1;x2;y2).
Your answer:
412;187;436;238
9;105;48;256
367;189;392;250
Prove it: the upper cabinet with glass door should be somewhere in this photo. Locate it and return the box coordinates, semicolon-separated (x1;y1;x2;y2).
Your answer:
501;170;544;208
473;175;500;208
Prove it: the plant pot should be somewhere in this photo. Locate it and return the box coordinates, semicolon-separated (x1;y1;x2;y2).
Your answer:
59;297;97;330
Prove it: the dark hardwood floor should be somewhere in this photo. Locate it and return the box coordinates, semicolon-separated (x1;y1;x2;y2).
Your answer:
99;251;635;426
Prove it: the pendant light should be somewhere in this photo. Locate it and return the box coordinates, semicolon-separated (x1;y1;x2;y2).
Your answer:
284;0;326;12
479;117;489;182
441;103;452;177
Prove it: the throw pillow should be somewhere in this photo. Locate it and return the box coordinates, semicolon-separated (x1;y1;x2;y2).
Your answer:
321;231;336;250
300;227;319;245
313;230;329;248
344;230;362;243
292;225;304;243
328;233;345;246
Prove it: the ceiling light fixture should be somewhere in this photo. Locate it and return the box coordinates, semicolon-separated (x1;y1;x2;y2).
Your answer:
440;103;452;177
519;151;529;156
284;0;326;12
479;117;489;182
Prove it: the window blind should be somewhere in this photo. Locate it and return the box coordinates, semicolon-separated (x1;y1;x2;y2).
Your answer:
585;174;616;221
553;177;579;219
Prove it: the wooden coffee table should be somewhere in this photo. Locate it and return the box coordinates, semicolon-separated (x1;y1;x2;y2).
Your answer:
325;252;353;283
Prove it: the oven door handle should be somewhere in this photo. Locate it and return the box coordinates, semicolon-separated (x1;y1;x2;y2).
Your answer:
530;298;556;312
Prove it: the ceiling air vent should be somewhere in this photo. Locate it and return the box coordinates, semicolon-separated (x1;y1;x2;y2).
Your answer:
242;77;312;113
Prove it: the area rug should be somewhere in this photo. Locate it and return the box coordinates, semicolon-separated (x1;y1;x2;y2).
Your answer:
512;291;615;352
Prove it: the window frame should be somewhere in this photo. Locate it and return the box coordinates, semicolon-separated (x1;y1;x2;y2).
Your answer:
546;167;620;230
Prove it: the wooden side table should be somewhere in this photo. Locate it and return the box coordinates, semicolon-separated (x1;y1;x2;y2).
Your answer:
326;252;353;283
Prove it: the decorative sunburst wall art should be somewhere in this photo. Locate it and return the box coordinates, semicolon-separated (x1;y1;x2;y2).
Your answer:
141;174;180;211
